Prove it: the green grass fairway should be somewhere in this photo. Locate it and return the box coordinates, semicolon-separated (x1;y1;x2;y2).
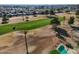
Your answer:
0;19;51;35
0;16;64;35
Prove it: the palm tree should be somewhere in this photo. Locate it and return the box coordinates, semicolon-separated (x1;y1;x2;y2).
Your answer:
24;31;29;54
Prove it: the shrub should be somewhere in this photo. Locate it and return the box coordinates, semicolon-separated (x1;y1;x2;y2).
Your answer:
68;16;75;25
66;43;73;49
50;50;60;54
75;10;79;18
76;10;79;15
2;13;9;24
50;17;60;25
50;9;55;15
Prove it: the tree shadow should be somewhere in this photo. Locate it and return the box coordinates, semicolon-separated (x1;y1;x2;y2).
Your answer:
56;34;66;41
53;27;70;41
54;27;70;37
71;26;79;31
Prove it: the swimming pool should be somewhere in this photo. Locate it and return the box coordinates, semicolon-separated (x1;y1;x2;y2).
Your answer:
58;45;67;54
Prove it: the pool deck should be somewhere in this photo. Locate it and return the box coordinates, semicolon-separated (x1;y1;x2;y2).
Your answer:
56;43;68;54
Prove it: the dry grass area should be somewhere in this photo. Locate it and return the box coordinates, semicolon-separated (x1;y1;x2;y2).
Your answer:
0;15;47;24
0;25;77;54
0;25;62;54
0;32;26;54
0;12;79;54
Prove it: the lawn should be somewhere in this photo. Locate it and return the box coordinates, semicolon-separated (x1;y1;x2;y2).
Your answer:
58;16;65;22
0;16;64;35
50;50;60;54
0;19;51;35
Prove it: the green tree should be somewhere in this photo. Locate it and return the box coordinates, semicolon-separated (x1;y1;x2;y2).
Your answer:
75;10;79;18
65;10;70;13
68;16;75;25
2;13;9;24
33;11;37;17
50;9;55;15
57;8;63;13
50;50;60;54
76;10;79;15
68;16;75;43
50;17;60;29
44;10;49;15
61;16;66;27
25;16;29;22
66;43;73;49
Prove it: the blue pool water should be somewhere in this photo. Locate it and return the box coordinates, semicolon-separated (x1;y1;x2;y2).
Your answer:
60;49;67;54
58;45;67;54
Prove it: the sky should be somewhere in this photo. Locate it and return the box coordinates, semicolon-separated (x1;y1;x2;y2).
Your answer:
0;0;79;5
